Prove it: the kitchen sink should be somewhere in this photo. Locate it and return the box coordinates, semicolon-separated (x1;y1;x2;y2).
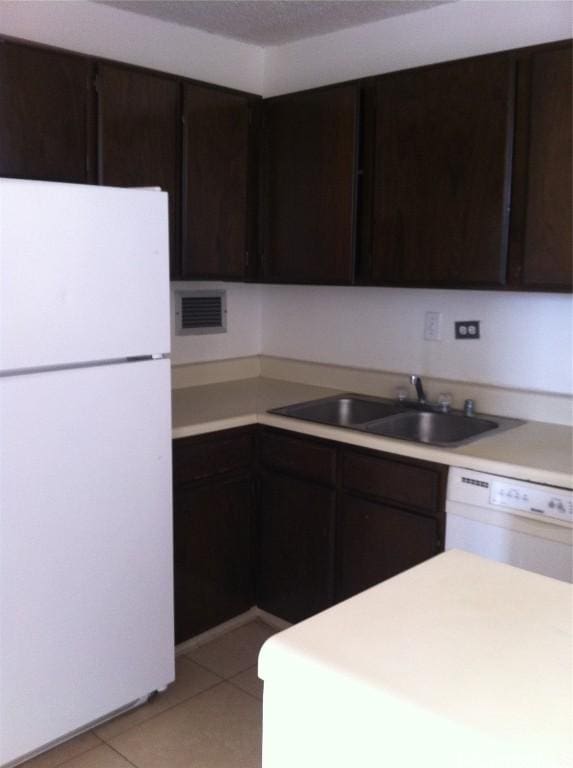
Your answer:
269;394;523;447
365;410;498;446
271;396;402;427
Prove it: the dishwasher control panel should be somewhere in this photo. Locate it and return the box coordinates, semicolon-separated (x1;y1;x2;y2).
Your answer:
490;480;573;524
447;467;573;527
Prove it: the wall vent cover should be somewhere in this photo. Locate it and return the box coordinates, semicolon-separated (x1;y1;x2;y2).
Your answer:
175;290;227;335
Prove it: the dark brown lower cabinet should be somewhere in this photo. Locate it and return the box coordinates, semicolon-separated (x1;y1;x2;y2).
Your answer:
173;426;446;639
257;469;336;623
337;445;446;602
337;495;438;602
172;428;255;644
173;476;254;644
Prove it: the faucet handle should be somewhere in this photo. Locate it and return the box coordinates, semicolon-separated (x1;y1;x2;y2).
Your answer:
464;398;475;417
395;386;408;402
438;393;452;413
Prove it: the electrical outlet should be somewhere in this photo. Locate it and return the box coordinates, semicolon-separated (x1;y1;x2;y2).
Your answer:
455;320;480;339
424;311;442;341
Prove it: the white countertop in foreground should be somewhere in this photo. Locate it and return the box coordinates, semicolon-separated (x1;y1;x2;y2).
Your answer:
172;377;573;488
258;550;573;768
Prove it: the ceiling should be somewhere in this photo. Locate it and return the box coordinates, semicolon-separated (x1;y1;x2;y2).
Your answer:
97;1;453;47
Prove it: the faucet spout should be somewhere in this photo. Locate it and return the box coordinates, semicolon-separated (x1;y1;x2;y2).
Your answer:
410;375;427;404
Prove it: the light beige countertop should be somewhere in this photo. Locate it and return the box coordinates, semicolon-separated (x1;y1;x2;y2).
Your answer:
171;377;573;488
258;550;573;768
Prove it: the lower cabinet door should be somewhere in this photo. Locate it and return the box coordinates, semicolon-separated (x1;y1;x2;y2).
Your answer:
257;470;336;623
173;476;254;644
337;494;438;602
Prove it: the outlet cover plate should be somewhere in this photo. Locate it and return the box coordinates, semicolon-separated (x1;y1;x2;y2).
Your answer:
455;320;480;339
424;311;442;341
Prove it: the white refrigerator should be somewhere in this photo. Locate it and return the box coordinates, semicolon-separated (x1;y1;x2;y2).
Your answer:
0;179;175;766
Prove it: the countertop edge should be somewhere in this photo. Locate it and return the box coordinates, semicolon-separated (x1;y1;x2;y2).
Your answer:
171;400;573;488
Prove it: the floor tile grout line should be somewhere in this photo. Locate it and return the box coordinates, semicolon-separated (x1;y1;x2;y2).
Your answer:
106;742;140;768
226;678;263;703
96;648;263;745
228;664;260;685
181;652;259;681
23;622;273;766
178;653;226;681
95;678;226;745
30;741;102;768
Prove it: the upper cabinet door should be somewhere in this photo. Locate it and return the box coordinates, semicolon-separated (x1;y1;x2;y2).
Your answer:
371;56;515;287
181;84;252;279
519;45;572;290
96;63;181;279
0;41;92;183
262;85;359;284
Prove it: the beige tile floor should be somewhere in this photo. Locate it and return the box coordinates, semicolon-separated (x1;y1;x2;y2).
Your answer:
20;619;277;768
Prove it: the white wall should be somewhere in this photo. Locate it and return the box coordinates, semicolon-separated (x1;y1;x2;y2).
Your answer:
0;0;263;93
170;282;262;366
3;0;569;97
260;286;573;395
170;282;573;397
263;0;573;96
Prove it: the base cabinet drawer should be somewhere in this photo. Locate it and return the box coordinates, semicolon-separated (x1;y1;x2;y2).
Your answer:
172;428;254;486
342;449;443;515
260;427;337;486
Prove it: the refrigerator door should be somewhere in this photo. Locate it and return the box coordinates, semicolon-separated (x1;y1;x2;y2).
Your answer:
0;179;170;372
0;359;174;765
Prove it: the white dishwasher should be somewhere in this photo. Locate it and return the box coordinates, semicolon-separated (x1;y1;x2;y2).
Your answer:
446;467;573;582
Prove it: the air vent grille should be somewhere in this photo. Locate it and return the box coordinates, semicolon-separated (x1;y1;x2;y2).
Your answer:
175;290;227;335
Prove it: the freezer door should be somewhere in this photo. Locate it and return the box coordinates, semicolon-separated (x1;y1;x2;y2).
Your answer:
0;359;174;765
0;179;170;372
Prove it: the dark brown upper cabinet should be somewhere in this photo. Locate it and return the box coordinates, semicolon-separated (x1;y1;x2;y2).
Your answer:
261;85;359;284
0;41;93;183
181;83;254;280
96;63;181;278
510;43;572;291
1;35;569;292
369;55;515;288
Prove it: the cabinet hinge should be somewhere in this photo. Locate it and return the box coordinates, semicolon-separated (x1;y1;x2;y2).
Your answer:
93;73;100;93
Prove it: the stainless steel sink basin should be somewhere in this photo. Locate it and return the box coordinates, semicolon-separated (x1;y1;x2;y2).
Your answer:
269;393;524;447
271;396;402;427
365;410;498;446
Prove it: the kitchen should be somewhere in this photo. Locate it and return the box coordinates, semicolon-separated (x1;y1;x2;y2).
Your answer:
0;1;572;767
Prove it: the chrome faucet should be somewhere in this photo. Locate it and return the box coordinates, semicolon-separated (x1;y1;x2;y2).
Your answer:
395;375;452;414
410;375;427;404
